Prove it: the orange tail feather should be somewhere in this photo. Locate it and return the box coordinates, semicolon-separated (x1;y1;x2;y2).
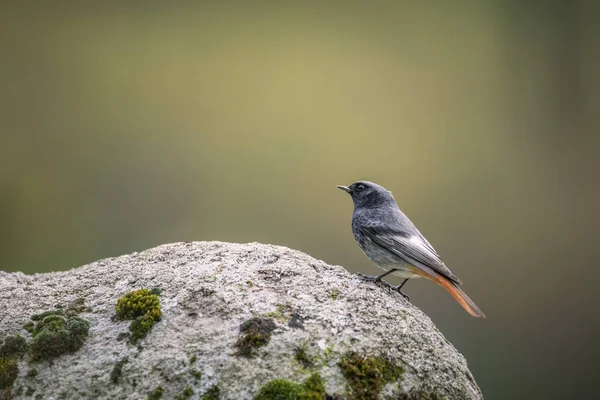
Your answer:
434;275;486;318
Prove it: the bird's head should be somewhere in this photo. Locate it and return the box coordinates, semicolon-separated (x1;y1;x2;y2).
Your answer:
337;181;395;208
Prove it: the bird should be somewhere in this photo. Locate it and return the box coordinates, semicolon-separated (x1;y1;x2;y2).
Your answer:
337;180;485;318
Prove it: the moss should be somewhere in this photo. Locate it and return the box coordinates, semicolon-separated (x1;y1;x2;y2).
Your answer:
0;356;18;390
262;304;293;323
175;386;194;400
293;344;313;368
189;354;197;364
22;321;35;334
65;298;92;317
234;317;276;357
28;314;90;361
255;374;326;400
255;379;303;400
328;288;341;300
301;373;326;400
338;352;404;400
201;385;220;400
115;288;162;344
110;357;128;384
148;386;164;400
189;368;202;380
149;287;163;295
0;335;28;358
30;310;64;321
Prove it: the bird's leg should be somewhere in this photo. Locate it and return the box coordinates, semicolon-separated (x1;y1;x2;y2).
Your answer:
392;278;410;302
356;269;397;291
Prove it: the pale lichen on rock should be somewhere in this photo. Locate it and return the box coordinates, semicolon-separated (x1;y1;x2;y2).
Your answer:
0;241;483;399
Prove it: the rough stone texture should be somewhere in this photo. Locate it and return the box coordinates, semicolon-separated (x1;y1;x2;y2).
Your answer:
0;242;483;399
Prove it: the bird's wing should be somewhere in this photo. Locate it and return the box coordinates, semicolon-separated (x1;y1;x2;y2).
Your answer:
360;224;462;285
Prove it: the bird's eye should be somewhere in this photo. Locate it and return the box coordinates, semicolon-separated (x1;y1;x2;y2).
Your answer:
357;184;365;192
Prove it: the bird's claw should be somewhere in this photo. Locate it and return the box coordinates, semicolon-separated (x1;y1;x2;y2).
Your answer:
356;273;396;292
356;273;409;300
356;273;379;282
392;286;410;302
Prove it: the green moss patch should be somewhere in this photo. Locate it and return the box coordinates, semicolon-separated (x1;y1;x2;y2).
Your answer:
201;385;220;400
0;356;18;390
0;335;28;358
255;379;302;400
301;374;326;400
328;288;341;300
189;368;202;380
115;288;163;344
262;304;294;323
175;386;194;400
293;344;313;368
234;317;276;357
148;386;164;400
255;373;325;400
110;357;128;384
29;314;90;361
0;301;91;394
338;352;404;400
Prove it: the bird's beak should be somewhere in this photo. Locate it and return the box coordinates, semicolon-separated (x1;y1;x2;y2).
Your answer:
337;185;352;193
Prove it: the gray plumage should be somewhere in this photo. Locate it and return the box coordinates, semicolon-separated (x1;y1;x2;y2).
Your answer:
338;180;485;318
340;180;459;283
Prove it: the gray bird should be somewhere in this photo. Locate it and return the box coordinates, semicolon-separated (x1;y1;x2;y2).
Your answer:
337;181;485;318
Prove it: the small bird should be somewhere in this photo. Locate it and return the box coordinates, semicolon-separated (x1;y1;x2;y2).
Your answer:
337;181;485;318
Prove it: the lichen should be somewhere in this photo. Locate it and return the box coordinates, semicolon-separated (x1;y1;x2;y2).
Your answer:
28;314;90;361
234;317;276;357
175;386;194;400
396;388;447;400
328;288;341;300
201;385;220;400
254;374;326;400
110;357;128;384
0;356;18;390
115;288;163;344
148;386;164;400
0;335;28;357
338;352;404;400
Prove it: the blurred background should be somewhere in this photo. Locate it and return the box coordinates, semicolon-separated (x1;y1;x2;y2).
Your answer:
1;2;598;399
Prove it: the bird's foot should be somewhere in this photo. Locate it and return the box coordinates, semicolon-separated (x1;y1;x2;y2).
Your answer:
355;273;379;282
392;285;410;302
356;273;394;291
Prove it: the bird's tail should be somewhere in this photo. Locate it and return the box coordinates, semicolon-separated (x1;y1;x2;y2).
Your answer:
434;275;486;318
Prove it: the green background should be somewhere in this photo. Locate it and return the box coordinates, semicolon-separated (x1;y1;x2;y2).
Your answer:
1;3;598;399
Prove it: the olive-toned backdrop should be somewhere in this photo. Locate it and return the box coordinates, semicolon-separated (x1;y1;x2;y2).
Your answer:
1;3;598;399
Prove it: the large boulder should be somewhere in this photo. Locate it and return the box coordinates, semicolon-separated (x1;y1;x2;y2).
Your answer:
0;242;483;399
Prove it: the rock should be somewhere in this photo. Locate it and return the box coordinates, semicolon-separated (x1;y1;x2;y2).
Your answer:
0;242;483;400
